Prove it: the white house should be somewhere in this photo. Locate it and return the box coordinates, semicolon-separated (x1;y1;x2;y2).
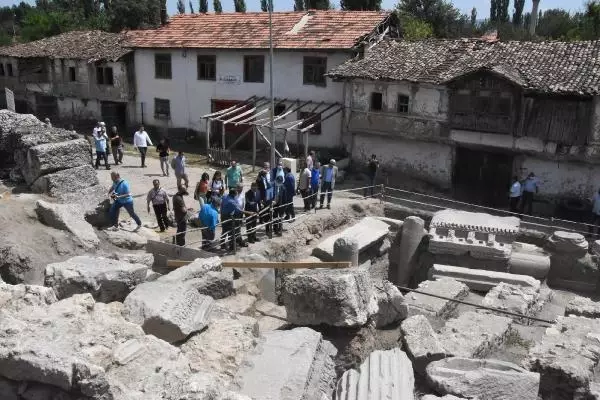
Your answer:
0;31;135;129
126;10;398;151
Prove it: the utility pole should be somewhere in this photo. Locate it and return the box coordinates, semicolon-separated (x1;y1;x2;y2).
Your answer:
268;0;276;168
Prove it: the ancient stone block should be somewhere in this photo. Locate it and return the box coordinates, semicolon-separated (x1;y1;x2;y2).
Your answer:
215;294;257;315
160;256;222;281
482;282;541;320
509;242;551;279
0;281;57;313
546;231;588;254
105;224;160;250
22;139;90;184
31;165;99;197
430;264;541;292
421;395;465;400
335;348;415;400
45;256;148;303
232;327;337;400
439;311;512;358
108;252;155;267
404;278;469;318
565;296;600;318
313;217;390;261
401;315;446;374
282;267;374;327
389;216;426;286
528;316;600;399
35;200;99;250
372;280;407;328
426;357;540;400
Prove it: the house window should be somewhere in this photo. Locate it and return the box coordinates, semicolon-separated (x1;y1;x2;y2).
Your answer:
274;103;286;116
154;98;170;119
96;67;114;85
68;67;76;82
0;64;4;76
303;56;326;86
197;55;216;80
244;55;264;83
6;63;13;77
370;92;383;111
299;111;321;135
155;54;172;79
397;94;409;113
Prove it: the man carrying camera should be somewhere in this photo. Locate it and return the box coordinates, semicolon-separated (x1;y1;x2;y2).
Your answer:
108;172;142;231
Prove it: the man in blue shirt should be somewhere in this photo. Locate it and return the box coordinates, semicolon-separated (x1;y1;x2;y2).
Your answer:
108;172;141;231
508;176;522;213
521;172;538;215
320;159;338;209
257;164;274;237
172;151;189;189
200;196;220;249
283;167;296;221
220;188;249;251
310;161;320;209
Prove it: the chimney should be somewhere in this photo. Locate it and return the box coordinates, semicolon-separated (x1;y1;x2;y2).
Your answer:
529;0;540;36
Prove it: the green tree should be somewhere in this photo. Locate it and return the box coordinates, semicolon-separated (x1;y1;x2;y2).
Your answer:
260;0;268;11
512;0;525;26
234;0;246;12
305;0;331;8
294;0;304;10
213;0;222;13
189;1;194;12
470;7;477;26
109;0;154;31
177;0;185;13
199;0;208;12
396;0;463;38
340;0;381;11
536;8;576;39
490;0;497;21
20;9;75;41
585;0;600;38
401;14;433;39
491;0;509;23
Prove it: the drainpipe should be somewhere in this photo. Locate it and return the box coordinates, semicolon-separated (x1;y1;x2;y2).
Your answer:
529;0;540;36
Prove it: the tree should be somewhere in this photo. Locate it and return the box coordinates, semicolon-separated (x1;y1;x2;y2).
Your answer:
396;0;464;38
305;0;332;8
189;0;194;13
294;0;304;10
340;0;381;11
199;0;208;12
536;8;576;39
512;0;525;26
109;0;155;30
261;0;268;11
20;9;75;41
177;0;185;13
490;0;497;21
585;0;600;38
491;0;509;23
234;0;246;12
401;14;433;39
470;7;476;26
213;0;222;13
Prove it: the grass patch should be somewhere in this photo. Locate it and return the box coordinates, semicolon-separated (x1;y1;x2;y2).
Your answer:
504;329;533;350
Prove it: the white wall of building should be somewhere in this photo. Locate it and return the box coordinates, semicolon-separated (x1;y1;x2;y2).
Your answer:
520;157;600;198
133;48;349;149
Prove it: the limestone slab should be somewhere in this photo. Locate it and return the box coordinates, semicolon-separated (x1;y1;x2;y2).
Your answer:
282;266;374;327
430;264;540;292
404;278;469;318
215;294;257;315
421;395;465;400
565;296;600;318
312;217;390;261
439;311;512;358
22;138;90;184
509;242;551;279
426;357;540;400
482;282;541;320
232;327;337;400
335;348;415;400
31;164;99;197
45;256;148;302
105;223;160;250
0;282;57;313
401;315;446;374
373;280;407;328
35;200;99;249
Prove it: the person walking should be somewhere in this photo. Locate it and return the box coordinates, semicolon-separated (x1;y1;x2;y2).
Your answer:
310;161;320;209
108;172;141;231
102;123;111;157
298;164;312;211
199;197;220;249
521;172;538;215
146;179;170;232
509;176;522;214
156;138;170;176
172;151;189;189
364;154;379;197
194;172;210;208
109;126;124;165
225;160;243;190
133;125;153;168
272;175;286;236
320;159;338;209
210;170;225;203
220;188;249;250
172;185;189;246
256;166;274;237
245;182;261;243
94;127;110;170
306;150;315;170
283;167;296;220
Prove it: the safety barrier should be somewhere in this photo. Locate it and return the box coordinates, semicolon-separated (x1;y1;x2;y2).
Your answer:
207;147;231;167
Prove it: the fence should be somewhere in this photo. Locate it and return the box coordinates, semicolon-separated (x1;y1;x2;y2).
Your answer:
207;147;231;167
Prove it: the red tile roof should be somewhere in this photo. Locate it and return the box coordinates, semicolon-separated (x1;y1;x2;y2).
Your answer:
126;10;391;50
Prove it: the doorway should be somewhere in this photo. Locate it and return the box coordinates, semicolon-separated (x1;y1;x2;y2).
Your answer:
453;147;514;208
101;101;127;132
211;99;254;150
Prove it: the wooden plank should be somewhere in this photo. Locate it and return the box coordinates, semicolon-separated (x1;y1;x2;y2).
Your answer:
166;260;352;269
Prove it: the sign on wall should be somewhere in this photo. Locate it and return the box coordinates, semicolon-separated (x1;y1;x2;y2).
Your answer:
218;75;241;85
5;88;14;112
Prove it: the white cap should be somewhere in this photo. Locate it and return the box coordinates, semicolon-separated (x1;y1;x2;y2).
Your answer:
330;159;336;165
100;122;106;126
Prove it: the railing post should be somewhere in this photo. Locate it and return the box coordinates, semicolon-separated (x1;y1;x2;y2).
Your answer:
380;184;385;204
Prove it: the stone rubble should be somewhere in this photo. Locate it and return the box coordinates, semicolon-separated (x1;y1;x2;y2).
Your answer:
565;296;600;318
401;315;447;374
0;281;57;313
108;252;155;267
404;278;469;318
35;200;99;250
31;164;99;197
426;357;540;400
282;266;375;327
430;264;541;292
439;311;512;358
482;282;541;321
104;223;161;250
231;327;337;400
546;231;599;293
372;280;407;328
420;395;465;400
45;255;148;302
335;348;415;400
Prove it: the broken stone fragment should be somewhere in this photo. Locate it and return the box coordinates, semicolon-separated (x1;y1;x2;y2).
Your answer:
104;224;160;250
430;263;541;292
546;231;589;254
232;327;337;400
426;357;540;400
438;311;512;358
45;256;148;303
420;395;465;400
508;242;551;279
35;199;99;250
0;281;57;313
565;296;600;318
404;278;469;318
108;252;155;267
401;315;446;374
282;266;374;327
372;280;407;328
21;138;90;184
123;279;214;343
482;282;541;321
335;348;415;400
31;164;99;197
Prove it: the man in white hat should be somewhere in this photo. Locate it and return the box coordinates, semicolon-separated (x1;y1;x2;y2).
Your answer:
319;159;338;209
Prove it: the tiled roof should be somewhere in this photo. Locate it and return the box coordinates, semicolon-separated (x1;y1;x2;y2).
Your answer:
0;31;132;62
126;10;391;50
328;39;600;96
